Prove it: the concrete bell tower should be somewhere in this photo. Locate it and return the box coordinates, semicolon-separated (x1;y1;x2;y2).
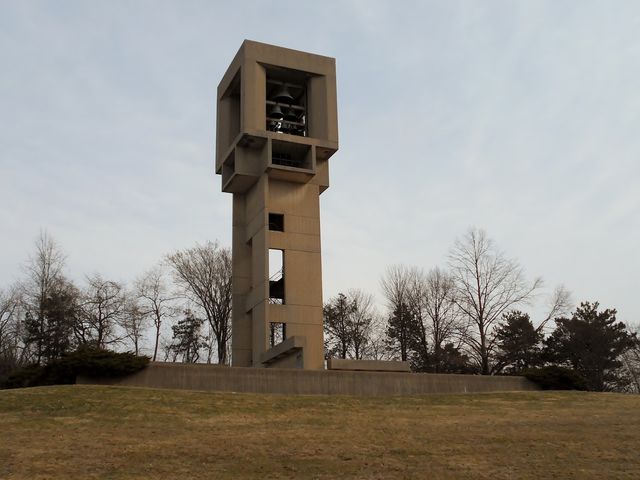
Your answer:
215;40;338;369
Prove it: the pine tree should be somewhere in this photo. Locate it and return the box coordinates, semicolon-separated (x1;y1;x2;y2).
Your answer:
545;302;635;391
494;310;542;374
386;302;415;362
170;311;205;363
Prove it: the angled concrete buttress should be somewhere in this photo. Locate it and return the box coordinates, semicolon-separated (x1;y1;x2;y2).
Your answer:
215;40;338;370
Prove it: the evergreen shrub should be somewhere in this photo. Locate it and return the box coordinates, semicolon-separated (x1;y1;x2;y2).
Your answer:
1;348;149;389
523;366;588;391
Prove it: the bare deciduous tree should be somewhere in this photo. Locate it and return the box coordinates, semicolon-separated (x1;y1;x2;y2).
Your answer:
21;231;66;363
406;268;429;364
0;288;19;349
76;274;126;349
348;289;375;360
367;313;395;361
134;266;177;361
537;285;573;333
448;228;542;374
621;324;640;393
324;290;376;360
410;267;463;372
120;298;147;356
0;287;23;377
161;337;178;362
381;264;412;312
203;323;217;364
380;265;415;361
166;242;232;364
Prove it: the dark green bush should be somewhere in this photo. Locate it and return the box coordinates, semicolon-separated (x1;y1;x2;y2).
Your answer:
62;347;150;378
2;364;46;389
1;348;149;389
523;366;588;391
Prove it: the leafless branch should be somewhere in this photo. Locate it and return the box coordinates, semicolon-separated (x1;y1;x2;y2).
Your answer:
166;241;232;364
448;228;542;374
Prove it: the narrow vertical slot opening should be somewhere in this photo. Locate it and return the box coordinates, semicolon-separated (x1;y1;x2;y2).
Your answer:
269;322;287;348
268;249;284;304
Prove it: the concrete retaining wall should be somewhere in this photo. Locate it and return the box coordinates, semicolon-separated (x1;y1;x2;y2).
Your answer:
77;362;539;396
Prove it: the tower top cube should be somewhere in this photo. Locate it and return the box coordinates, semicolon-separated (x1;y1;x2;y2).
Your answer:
215;40;339;180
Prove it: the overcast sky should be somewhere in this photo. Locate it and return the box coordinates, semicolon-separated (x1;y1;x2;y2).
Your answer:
1;1;639;325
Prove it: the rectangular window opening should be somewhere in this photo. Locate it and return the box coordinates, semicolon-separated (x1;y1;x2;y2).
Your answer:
265;67;308;137
269;249;284;304
269;322;286;348
271;140;311;170
269;213;284;232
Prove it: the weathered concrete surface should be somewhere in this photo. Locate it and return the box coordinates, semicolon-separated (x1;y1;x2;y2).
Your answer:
218;41;339;370
77;362;539;396
327;358;411;372
260;335;305;367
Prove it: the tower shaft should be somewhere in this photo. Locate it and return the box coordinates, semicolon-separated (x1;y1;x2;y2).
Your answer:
216;41;338;369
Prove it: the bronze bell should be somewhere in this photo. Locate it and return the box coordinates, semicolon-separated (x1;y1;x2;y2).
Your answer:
269;104;284;120
272;84;294;104
284;108;298;122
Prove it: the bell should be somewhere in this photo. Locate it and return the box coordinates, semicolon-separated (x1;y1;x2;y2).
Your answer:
269;104;284;120
284;108;298;122
272;84;294;104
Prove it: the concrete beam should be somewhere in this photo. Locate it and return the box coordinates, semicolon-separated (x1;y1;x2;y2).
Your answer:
260;335;306;366
327;358;411;372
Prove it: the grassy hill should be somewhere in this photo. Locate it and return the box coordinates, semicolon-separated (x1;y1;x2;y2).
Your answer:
1;386;639;479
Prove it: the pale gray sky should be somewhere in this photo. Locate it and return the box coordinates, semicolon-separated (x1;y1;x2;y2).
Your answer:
1;1;639;324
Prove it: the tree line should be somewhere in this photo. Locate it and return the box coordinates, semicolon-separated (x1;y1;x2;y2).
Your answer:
323;229;640;392
1;228;639;393
0;231;232;381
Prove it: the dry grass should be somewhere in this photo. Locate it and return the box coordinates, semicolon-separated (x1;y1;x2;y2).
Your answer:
1;385;639;479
